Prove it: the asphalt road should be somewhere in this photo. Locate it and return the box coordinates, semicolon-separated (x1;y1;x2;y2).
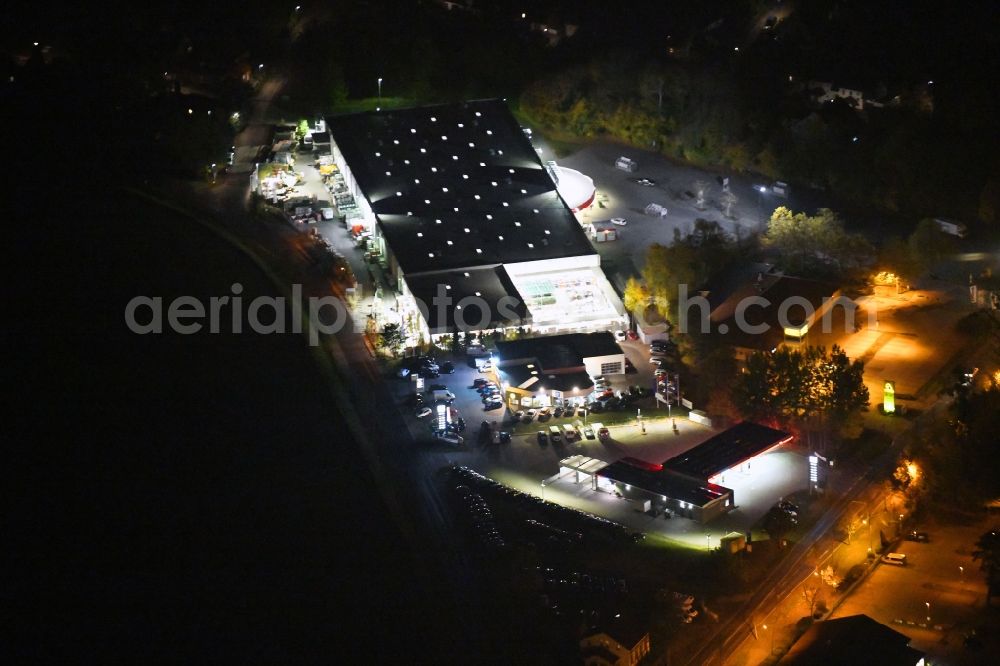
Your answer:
684;436;904;666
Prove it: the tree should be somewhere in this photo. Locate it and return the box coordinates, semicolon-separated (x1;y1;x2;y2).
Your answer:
378;323;406;356
763;207;873;276
721;190;738;219
694;180;710;209
820;565;842;589
908;218;956;272
623;277;651;315
877;237;920;284
732;351;775;422
733;345;868;445
973;528;1000;601
801;585;822;618
763;506;796;546
639;65;666;114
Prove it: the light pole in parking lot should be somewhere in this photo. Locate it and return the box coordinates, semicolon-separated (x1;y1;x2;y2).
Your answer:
377;77;383;107
541;480;547;501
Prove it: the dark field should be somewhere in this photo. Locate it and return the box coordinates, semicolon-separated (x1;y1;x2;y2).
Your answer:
7;194;446;661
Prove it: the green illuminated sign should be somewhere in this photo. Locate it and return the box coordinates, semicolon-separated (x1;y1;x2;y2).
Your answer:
883;380;895;414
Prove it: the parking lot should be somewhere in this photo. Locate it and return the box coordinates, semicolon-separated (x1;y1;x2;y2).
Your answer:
826;513;998;662
389;349;809;549
535;139;823;275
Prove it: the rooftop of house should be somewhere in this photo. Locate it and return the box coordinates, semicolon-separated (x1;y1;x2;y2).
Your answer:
780;615;925;666
583;613;650;651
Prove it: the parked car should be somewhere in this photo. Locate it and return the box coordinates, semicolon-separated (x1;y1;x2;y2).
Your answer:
538;407;551;419
633;177;656;187
415;407;433;418
598;427;611;441
473;378;490;388
610;217;627;226
320;207;335;220
396;367;411;378
905;530;930;542
498;431;511;444
484;399;503;411
553;406;565;418
583;426;595;440
537;431;549;445
880;553;907;566
514;410;525;421
440;361;455;374
428;384;449;392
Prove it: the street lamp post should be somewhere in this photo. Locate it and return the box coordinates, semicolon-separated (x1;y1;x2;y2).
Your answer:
377;77;383;106
762;624;775;655
706;534;711;552
925;601;930;624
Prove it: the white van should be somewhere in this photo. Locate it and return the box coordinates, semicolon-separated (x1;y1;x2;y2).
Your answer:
430;390;455;403
562;424;578;440
615;156;638;172
548;425;563;443
880;552;907;566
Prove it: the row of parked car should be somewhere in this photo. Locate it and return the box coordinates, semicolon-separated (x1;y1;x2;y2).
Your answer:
472;377;504;410
449;466;642;545
451;485;507;552
397;355;455;380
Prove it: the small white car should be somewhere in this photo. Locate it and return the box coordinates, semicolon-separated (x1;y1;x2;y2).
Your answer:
610;217;627;226
525;409;538;420
320;207;335;220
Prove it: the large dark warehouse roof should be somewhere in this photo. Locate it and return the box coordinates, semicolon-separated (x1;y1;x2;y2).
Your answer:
403;266;529;334
327;99;596;275
494;331;621;370
663;422;793;481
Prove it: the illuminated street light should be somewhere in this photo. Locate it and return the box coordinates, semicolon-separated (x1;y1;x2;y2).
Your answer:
706;534;711;551
377;77;383;106
925;601;930;623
